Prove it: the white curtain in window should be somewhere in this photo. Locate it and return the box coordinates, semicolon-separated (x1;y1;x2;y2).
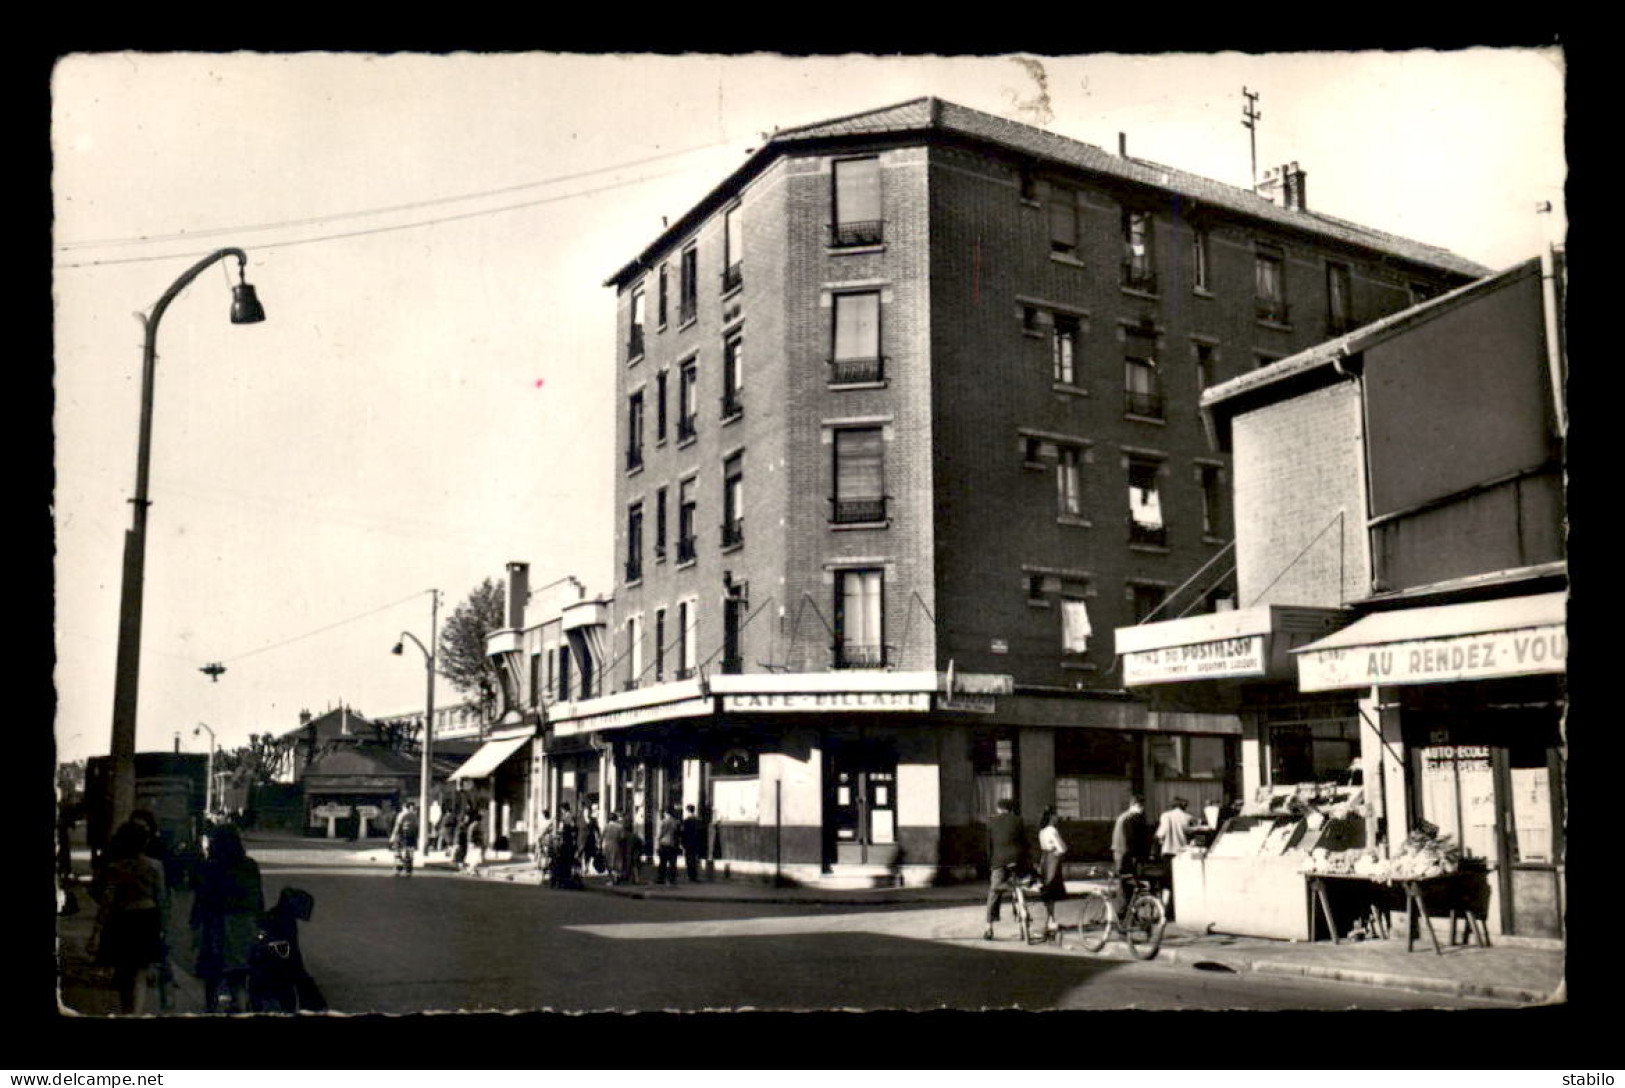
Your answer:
841;570;883;648
1061;599;1092;652
834;293;880;360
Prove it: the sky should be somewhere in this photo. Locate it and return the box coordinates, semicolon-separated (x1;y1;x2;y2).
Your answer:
50;49;1567;768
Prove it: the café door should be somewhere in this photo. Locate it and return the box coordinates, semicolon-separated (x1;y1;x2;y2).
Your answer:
826;742;898;868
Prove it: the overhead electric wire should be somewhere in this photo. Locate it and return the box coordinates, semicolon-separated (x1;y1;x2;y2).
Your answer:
56;137;735;253
56;165;698;270
216;590;431;666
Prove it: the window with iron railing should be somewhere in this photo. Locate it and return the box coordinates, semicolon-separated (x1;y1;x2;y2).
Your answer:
833;568;884;670
721;332;743;420
1124;390;1165;418
831;291;882;384
1122;209;1156;292
676;534;697;564
1122;261;1159;294
832;642;890;669
721;263;743;293
720;389;742;421
830;496;888;525
831;157;882;248
831;355;886;385
723;205;743;292
1129;518;1168;547
629;288;646;358
625;444;644;472
829;220;884;247
1255;297;1292;324
721;519;744;548
677;415;697;443
1128;459;1166;546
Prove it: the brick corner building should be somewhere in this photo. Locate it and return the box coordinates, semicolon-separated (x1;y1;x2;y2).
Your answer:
541;97;1488;886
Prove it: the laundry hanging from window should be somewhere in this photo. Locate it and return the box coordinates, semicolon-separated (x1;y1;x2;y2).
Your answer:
1061;598;1092;653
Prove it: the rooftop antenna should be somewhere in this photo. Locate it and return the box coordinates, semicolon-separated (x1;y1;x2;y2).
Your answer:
1241;87;1262;191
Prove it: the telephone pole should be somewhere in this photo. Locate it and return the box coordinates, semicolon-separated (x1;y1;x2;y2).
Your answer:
1241;87;1262;191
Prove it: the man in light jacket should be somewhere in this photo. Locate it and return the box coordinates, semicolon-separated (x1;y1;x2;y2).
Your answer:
1154;797;1196;920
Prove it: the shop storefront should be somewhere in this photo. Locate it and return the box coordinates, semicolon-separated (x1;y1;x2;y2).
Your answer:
1294;591;1567;938
448;728;536;855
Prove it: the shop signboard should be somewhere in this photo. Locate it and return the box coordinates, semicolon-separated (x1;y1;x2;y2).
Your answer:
1298;624;1565;691
721;691;930;713
1122;635;1267;685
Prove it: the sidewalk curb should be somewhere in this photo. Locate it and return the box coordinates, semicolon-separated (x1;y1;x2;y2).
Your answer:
1157;946;1556;1005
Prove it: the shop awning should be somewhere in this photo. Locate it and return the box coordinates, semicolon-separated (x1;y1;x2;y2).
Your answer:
1293;592;1566;691
448;734;531;781
1114;605;1349;686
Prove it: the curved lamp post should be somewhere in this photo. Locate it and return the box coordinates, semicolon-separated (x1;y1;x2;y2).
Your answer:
193;722;217;819
392;589;440;857
109;249;265;829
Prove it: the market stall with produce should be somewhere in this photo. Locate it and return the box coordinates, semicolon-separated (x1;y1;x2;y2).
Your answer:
1170;781;1369;941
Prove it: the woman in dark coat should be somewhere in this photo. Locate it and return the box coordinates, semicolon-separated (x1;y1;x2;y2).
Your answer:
91;820;166;1014
190;824;264;1013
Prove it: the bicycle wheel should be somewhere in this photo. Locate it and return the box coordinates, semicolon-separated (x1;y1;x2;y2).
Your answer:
1071;893;1111;952
1125;892;1167;960
1014;888;1033;944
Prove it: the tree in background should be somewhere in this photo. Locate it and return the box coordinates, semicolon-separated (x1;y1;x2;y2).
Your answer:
438;578;506;723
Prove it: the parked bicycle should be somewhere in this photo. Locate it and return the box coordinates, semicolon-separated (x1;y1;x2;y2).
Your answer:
1055;876;1167;960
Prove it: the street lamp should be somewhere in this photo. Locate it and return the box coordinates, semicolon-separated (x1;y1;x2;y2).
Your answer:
109;248;265;829
392;589;440;857
193;722;217;820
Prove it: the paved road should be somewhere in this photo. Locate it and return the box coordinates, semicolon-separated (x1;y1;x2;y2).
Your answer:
255;853;1503;1013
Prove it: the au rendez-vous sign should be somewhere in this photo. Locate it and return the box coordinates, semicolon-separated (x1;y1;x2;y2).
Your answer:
1297;625;1565;692
1122;635;1267;686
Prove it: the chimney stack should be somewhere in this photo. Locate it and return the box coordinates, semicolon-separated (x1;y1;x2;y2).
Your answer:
1258;162;1308;210
506;561;530;629
1119;132;1128;158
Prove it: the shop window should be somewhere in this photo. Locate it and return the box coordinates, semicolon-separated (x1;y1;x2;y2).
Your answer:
1053;729;1138;820
971;733;1015;819
1147;735;1231;818
710;747;760;823
1268;718;1359;785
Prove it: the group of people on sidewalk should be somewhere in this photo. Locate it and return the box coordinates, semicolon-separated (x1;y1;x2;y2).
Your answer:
533;803;707;889
983;794;1207;940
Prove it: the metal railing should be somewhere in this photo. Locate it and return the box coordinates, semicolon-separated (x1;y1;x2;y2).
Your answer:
720;389;743;421
1255;297;1291;324
1129;519;1169;547
829;220;884;247
830;496;888;525
832;642;891;669
1124;390;1165;419
721;518;744;548
830;356;886;384
1122;261;1159;293
676;415;697;443
676;534;697;563
721;263;743;293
